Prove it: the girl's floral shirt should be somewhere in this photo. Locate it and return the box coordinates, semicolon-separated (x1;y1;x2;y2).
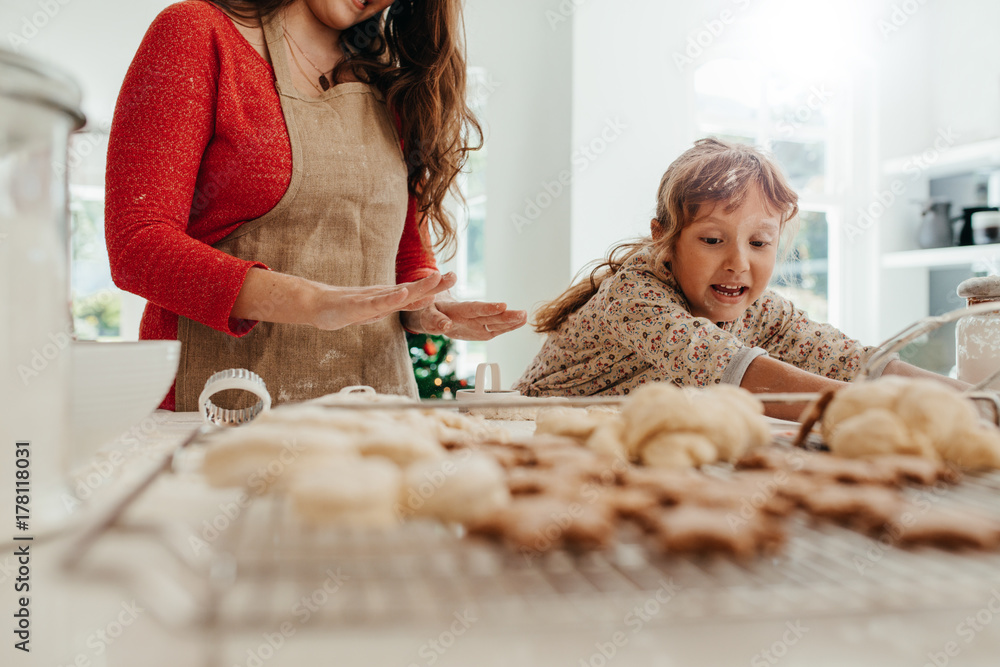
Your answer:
514;248;877;396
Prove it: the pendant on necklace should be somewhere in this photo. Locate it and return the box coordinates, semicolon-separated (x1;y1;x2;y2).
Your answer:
319;74;331;91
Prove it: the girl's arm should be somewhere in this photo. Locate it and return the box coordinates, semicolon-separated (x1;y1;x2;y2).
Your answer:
741;354;845;421
742;355;972;421
882;359;970;391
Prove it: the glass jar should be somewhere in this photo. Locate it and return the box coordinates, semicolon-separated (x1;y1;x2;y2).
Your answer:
0;48;85;528
956;276;1000;389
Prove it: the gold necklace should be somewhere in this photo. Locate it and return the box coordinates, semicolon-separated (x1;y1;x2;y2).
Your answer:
283;27;333;91
285;36;326;95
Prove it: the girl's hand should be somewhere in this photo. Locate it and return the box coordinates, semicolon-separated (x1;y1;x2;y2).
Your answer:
401;297;528;341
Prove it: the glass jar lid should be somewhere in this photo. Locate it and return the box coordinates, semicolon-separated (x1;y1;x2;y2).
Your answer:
958;276;1000;301
0;48;85;129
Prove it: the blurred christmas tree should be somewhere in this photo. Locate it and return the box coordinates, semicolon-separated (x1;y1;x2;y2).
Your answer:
407;333;470;398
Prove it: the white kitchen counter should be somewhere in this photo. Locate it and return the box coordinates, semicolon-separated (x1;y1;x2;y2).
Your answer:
6;411;1000;667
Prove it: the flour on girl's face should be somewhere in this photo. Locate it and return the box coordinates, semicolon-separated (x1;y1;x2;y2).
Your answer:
665;188;782;324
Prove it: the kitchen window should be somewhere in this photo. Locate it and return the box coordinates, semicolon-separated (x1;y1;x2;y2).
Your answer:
437;67;491;381
692;58;847;325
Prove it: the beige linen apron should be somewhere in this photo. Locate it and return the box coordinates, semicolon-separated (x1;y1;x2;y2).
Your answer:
174;12;418;410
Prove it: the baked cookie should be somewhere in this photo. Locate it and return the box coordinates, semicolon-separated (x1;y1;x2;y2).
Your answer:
651;505;786;558
798;484;905;534
892;507;1000;550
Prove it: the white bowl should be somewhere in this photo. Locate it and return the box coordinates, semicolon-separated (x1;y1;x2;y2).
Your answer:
70;340;181;464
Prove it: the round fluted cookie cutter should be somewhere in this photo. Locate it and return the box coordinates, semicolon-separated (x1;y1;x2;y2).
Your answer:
198;368;272;426
455;363;520;403
338;385;377;396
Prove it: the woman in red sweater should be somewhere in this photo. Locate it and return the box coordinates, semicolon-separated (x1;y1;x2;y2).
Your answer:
106;0;526;410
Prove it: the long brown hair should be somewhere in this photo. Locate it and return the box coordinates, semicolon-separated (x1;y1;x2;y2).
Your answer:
534;138;800;333
205;0;482;257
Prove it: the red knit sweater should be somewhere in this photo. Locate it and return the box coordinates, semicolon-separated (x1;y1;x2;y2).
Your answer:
105;0;438;410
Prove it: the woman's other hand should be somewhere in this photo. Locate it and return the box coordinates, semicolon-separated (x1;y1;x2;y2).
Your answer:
231;268;457;330
400;298;528;341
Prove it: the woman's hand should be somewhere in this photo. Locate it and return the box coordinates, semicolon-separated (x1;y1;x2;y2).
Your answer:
401;297;528;341
231;268;457;330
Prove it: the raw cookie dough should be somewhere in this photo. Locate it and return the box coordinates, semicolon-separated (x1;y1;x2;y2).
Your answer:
620;383;771;468
400;452;510;523
200;423;359;491
289;456;402;527
823;377;1000;468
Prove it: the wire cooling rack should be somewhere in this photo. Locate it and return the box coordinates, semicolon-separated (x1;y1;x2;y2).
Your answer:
60;425;1000;637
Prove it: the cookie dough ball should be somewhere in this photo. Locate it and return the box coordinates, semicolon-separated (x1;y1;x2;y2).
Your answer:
201;423;359;491
619;383;690;457
821;377;904;442
640;432;717;469
894;380;980;449
621;383;768;465
696;385;771;459
535;406;615;440
585;419;628;460
401;452;510;523
356;424;445;466
828;409;920;459
289;456;402;527
937;426;1000;470
823;377;1000;468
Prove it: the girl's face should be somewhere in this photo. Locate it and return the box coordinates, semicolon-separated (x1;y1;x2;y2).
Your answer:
304;0;396;32
662;188;782;323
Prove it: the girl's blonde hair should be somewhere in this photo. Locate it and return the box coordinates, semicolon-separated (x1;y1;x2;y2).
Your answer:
533;137;800;333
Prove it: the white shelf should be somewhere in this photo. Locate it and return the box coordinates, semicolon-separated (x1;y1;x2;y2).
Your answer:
882;137;1000;179
881;244;1000;269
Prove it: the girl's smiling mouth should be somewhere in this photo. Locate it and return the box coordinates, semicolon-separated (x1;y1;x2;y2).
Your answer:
711;284;748;300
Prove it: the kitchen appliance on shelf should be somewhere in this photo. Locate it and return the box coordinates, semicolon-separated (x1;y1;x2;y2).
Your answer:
917;199;954;248
0;48;85;528
957;205;1000;246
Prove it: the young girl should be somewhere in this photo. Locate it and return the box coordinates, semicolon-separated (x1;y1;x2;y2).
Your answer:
514;138;961;421
105;0;526;410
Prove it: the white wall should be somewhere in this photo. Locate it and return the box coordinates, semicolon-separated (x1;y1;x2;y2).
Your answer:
3;0;574;384
8;0;1000;378
464;0;574;385
2;0;175;128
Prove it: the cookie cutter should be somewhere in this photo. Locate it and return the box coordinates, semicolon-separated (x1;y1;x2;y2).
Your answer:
455;362;521;403
198;368;272;426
